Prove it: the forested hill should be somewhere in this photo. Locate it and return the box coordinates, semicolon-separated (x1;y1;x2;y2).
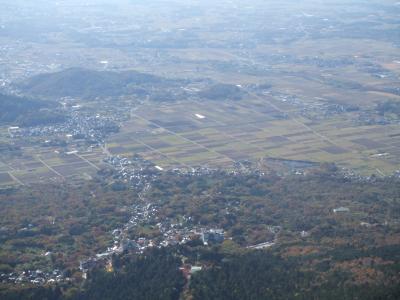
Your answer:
16;68;246;102
16;68;176;99
0;172;399;299
0;93;64;126
199;83;244;100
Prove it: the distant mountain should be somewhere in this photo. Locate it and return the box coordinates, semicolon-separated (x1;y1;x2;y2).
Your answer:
0;93;64;127
16;68;173;99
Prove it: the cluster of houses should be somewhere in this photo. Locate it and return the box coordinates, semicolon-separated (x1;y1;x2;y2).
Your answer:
270;91;399;127
79;225;225;278
333;206;350;213
78;198;225;277
0;269;66;285
105;154;229;187
272;92;358;121
104;155;159;189
356;110;397;126
14;110;120;144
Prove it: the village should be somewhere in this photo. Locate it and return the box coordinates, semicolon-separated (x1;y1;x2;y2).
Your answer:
9;102;124;146
79;181;227;279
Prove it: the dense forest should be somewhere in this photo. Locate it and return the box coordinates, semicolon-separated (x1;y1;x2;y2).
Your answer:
75;248;185;300
199;83;244;100
2;244;399;300
0;169;399;299
377;100;400;118
190;250;400;300
0;181;139;273
0;248;184;300
0;93;65;126
16;68;177;99
148;170;400;247
16;68;247;102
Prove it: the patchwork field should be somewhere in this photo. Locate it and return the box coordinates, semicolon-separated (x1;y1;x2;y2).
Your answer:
1;0;399;184
0;147;105;186
107;95;400;176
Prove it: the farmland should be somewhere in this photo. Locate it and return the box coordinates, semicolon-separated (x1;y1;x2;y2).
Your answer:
107;96;400;175
0;0;399;184
0;1;400;299
0;146;104;186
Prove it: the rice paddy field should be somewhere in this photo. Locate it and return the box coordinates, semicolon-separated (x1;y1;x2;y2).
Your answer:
0;147;105;186
106;94;400;176
0;0;399;185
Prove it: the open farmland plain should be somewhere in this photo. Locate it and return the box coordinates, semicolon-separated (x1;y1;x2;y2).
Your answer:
107;95;400;175
0;0;399;185
1;1;400;299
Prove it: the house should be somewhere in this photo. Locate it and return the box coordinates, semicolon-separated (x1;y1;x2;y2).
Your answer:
180;265;203;280
79;258;97;272
190;266;202;274
333;207;350;213
300;230;310;238
201;229;224;245
119;239;138;252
